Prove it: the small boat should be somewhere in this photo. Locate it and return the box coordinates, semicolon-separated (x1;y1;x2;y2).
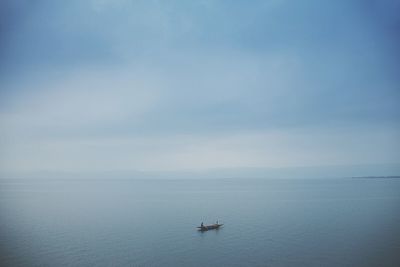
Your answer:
197;223;224;231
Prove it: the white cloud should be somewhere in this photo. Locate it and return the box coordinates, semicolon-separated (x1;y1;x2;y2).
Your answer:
0;67;161;134
1;49;399;175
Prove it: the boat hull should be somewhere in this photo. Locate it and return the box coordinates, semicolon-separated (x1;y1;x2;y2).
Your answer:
197;224;223;231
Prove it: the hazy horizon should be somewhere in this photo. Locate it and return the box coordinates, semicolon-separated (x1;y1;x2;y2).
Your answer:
1;163;400;180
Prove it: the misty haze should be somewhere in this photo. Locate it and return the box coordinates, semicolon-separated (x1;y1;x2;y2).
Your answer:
1;0;399;266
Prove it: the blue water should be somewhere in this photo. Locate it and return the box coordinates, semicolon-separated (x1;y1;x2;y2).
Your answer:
0;178;399;266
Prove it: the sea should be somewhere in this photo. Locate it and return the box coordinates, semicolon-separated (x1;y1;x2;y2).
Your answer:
0;178;399;267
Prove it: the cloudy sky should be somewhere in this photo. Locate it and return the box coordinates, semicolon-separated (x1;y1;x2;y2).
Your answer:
0;0;399;175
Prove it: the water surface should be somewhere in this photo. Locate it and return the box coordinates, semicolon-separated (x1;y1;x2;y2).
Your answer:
1;178;399;266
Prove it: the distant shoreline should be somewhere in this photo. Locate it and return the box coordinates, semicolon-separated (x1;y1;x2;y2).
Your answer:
352;176;400;179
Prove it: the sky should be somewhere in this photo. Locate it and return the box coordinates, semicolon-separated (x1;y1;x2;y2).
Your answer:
0;0;399;176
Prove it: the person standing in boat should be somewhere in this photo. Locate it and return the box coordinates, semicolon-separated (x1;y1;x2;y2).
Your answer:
201;222;204;227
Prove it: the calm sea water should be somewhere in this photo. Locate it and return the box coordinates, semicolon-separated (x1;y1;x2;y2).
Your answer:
0;178;399;266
